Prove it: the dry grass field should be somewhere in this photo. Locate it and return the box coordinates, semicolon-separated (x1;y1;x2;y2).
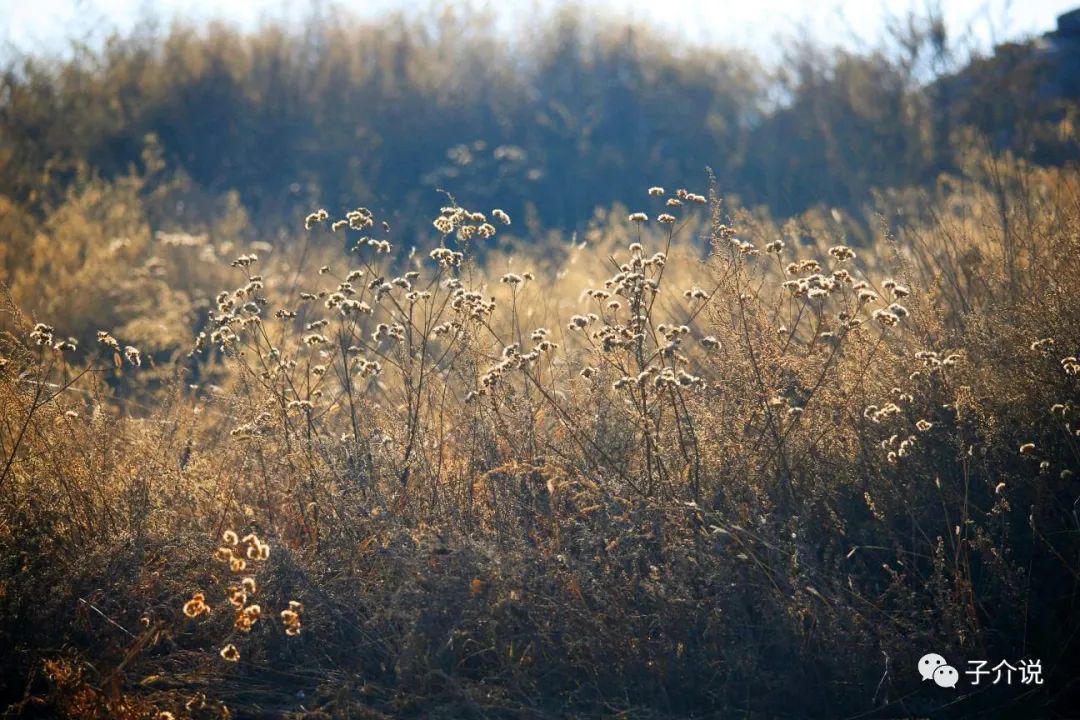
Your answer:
1;7;1079;719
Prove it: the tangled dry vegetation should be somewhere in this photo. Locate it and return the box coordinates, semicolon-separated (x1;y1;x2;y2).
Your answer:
1;149;1079;718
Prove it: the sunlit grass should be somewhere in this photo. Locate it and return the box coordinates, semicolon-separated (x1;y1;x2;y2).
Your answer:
1;142;1078;717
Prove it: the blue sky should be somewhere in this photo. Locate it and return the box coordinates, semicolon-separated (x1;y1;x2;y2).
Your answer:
3;0;1078;59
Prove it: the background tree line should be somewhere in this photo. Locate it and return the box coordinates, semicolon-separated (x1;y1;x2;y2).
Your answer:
1;4;1078;243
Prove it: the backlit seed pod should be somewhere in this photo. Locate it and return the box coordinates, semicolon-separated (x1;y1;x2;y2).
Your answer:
182;593;210;618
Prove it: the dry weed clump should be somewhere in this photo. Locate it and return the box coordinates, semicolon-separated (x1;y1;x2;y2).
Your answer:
1;158;1078;717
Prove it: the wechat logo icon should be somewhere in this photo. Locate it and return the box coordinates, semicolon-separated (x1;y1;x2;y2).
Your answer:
919;653;959;689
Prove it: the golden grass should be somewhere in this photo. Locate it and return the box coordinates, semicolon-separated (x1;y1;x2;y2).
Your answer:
1;149;1079;718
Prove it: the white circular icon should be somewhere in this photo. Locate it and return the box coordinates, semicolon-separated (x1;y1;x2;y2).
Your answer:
933;664;959;688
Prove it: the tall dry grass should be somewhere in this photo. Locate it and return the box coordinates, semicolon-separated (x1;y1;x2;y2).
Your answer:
1;148;1079;718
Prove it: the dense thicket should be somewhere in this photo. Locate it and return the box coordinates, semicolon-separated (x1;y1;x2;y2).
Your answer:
1;6;1076;236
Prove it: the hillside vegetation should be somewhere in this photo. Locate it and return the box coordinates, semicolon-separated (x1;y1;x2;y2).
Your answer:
1;6;1079;719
